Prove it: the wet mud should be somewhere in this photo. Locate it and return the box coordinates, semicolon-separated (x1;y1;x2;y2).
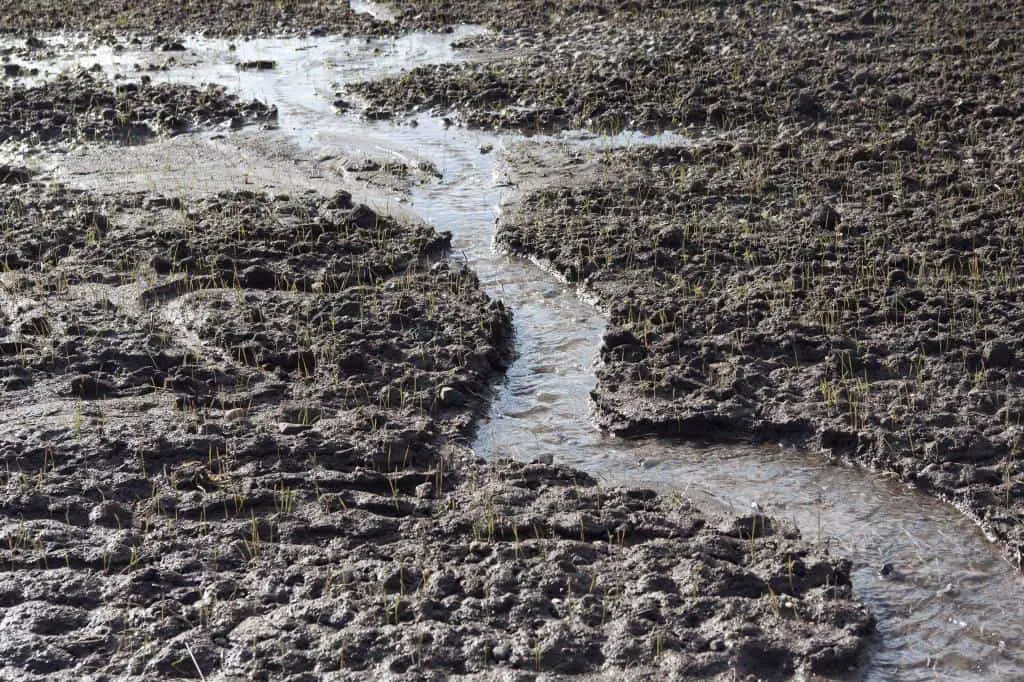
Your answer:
348;0;1024;570
0;68;278;146
0;0;387;38
0;174;871;679
0;3;877;679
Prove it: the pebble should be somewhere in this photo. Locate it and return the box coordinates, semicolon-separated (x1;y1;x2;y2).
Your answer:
224;407;247;421
278;422;312;435
439;386;467;407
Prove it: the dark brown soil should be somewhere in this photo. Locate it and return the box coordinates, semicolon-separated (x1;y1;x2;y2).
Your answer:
0;70;277;145
351;2;1024;137
0;0;387;38
0;1;882;678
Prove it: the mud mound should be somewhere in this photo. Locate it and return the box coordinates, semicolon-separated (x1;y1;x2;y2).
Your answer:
0;0;386;38
497;134;1024;568
0;70;276;145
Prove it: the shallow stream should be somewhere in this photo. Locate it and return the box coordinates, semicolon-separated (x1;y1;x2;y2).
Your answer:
15;20;1024;681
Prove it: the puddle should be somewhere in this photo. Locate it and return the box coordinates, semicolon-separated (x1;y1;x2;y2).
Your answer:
13;24;1024;682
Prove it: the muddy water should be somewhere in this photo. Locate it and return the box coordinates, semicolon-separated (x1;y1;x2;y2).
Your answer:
24;25;1024;681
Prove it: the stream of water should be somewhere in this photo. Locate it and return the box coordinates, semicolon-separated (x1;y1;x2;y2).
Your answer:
17;22;1024;681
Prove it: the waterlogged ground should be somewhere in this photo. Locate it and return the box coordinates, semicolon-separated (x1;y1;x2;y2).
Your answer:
0;0;1023;680
350;0;1024;609
0;176;872;680
0;6;875;682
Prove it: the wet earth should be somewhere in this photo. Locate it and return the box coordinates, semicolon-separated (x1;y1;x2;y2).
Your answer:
0;173;871;680
352;0;1024;570
1;0;1023;680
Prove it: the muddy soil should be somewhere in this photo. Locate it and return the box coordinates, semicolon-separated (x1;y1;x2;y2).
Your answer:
0;171;872;679
0;0;387;38
384;0;680;33
352;1;1024;136
496;137;1024;566
0;70;277;146
0;8;874;677
347;0;1024;568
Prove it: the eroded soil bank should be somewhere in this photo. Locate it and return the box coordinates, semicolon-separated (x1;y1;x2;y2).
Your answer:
0;4;874;680
347;0;1024;569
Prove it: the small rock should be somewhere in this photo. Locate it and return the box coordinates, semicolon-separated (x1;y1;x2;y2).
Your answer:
886;269;910;287
17;315;50;336
812;203;841;230
143;196;183;210
3;64;21;78
772;141;796;158
278;422;312;435
438;386;467;407
89;501;131;528
892;134;918;152
82;211;109;235
2;377;28;391
657;226;685;249
886;92;913;112
149;254;172;274
0;165;31;184
324;190;353;210
224;407;247;421
479;144;494;154
70;374;116;399
171;461;217;491
239;264;277;289
237;60;277;71
602;328;641;350
983;341;1013;368
161;41;186;51
858;9;880;24
792;91;823;118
